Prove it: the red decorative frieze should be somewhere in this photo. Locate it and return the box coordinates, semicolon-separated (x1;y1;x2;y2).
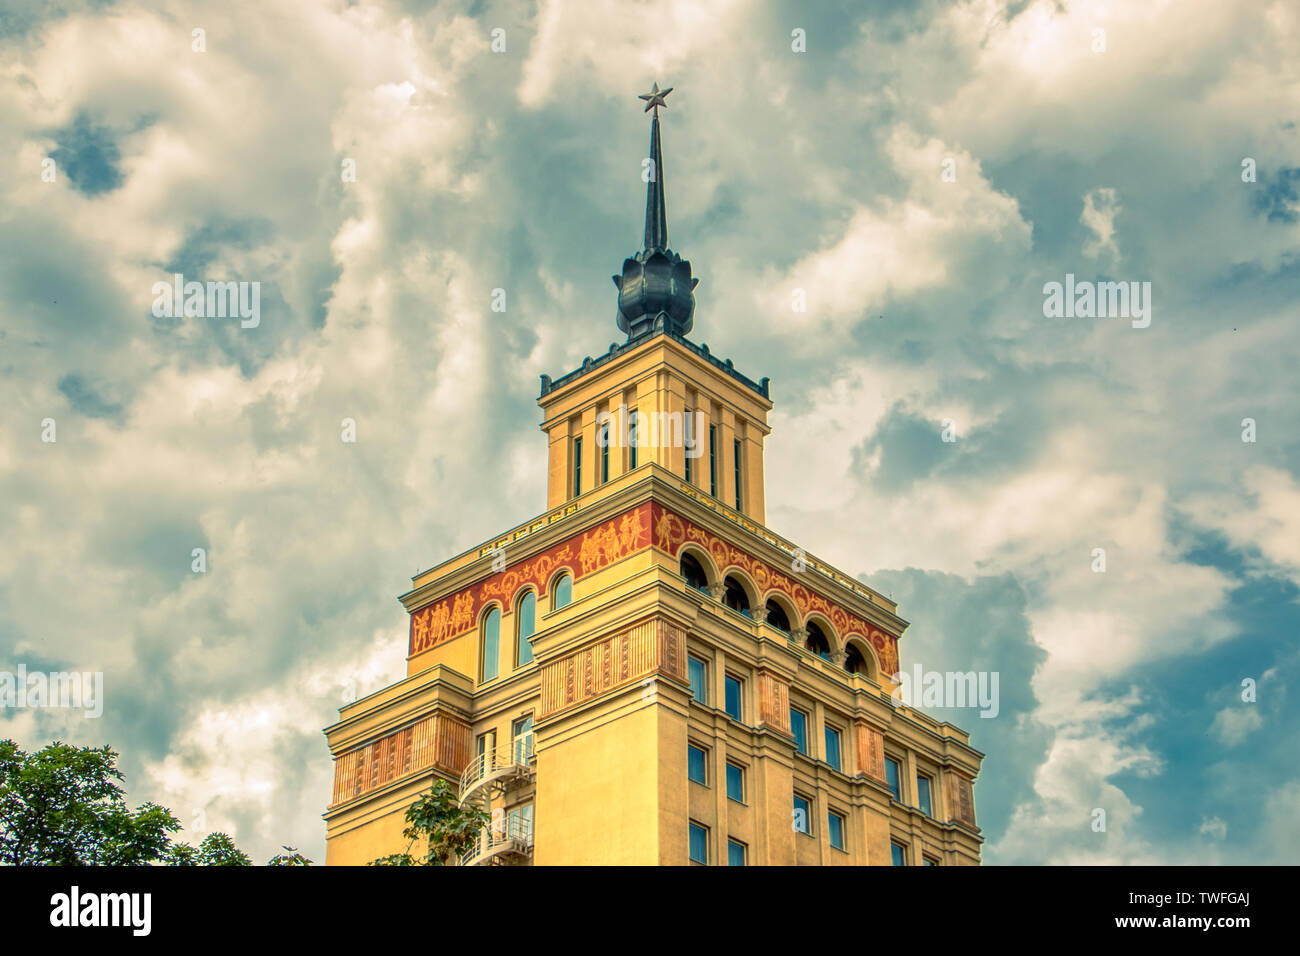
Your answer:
409;503;653;656
649;503;901;676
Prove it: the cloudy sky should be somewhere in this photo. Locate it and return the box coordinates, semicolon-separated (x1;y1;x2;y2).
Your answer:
2;0;1298;865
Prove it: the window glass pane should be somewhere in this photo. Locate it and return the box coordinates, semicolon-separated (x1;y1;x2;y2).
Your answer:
628;411;639;470
789;708;808;754
552;574;572;609
688;657;707;703
726;763;744;802
891;842;906;866
917;775;932;816
515;591;536;666
573;436;582;496
481;608;500;682
884;757;900;801
727;840;746;866
724;675;742;720
688;822;708;864
824;726;841;772
828;812;845;851
793;794;811;835
688;745;706;784
511;715;534;762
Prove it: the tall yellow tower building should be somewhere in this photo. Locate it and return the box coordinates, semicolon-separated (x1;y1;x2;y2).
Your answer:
322;85;983;866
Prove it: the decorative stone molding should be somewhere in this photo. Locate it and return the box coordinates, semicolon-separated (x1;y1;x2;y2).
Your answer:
945;770;978;830
708;582;725;602
854;720;886;783
538;615;687;719
330;711;471;807
830;649;847;667
757;670;792;735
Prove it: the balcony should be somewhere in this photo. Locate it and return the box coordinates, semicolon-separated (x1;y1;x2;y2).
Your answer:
458;733;536;809
459;814;534;867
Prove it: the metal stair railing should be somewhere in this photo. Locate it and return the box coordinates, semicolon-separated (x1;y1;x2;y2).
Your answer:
458;733;535;808
460;813;534;866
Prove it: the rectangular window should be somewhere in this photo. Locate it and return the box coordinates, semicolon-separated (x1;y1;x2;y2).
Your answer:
793;793;812;836
917;773;933;817
688;821;709;864
884;756;901;801
789;707;808;755
824;725;842;773
733;439;742;511
727;839;747;866
684;409;693;484
687;744;707;785
506;802;534;841
628;409;639;470
573;436;582;496
725;762;745;803
688;656;707;704
600;421;609;484
511;715;534;763
828;810;846;851
923;856;938;866
476;730;496;761
724;674;743;721
891;842;907;866
709;424;717;497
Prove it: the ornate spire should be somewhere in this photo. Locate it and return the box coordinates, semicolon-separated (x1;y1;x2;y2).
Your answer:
640;83;670;251
613;82;698;341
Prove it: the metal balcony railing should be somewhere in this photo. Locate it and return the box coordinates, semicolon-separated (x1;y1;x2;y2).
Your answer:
460;814;534;867
458;733;535;808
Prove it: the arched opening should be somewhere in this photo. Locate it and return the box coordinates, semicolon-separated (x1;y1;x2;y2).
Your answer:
552;573;572;609
680;552;709;593
844;641;872;677
764;599;791;634
723;575;751;617
515;590;536;667
805;621;831;661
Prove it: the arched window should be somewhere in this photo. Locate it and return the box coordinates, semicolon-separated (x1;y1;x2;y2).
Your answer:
552;573;572;609
515;590;536;667
805;621;831;661
844;642;870;677
481;607;501;682
764;599;790;634
680;552;709;593
723;576;751;617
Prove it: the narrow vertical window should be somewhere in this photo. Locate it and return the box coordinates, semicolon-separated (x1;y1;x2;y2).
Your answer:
891;842;907;866
573;436;583;496
687;744;707;784
684;408;693;483
724;674;743;721
628;409;639;470
688;656;707;704
599;421;609;483
727;839;747;866
708;424;717;497
828;810;846;851
789;707;809;754
824;725;842;773
688;822;709;864
884;756;901;801
793;793;812;835
733;438;742;511
917;774;933;817
515;591;536;667
480;607;500;682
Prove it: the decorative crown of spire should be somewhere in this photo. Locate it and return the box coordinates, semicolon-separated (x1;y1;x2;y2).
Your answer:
612;82;698;341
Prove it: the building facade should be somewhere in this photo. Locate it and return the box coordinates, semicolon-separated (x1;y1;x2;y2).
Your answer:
322;85;983;866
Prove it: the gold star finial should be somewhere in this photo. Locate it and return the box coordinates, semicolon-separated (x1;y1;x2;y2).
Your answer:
638;82;673;113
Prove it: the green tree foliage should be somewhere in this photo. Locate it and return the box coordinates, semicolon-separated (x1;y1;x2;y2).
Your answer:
0;739;180;865
268;845;313;866
370;778;488;866
1;739;309;866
